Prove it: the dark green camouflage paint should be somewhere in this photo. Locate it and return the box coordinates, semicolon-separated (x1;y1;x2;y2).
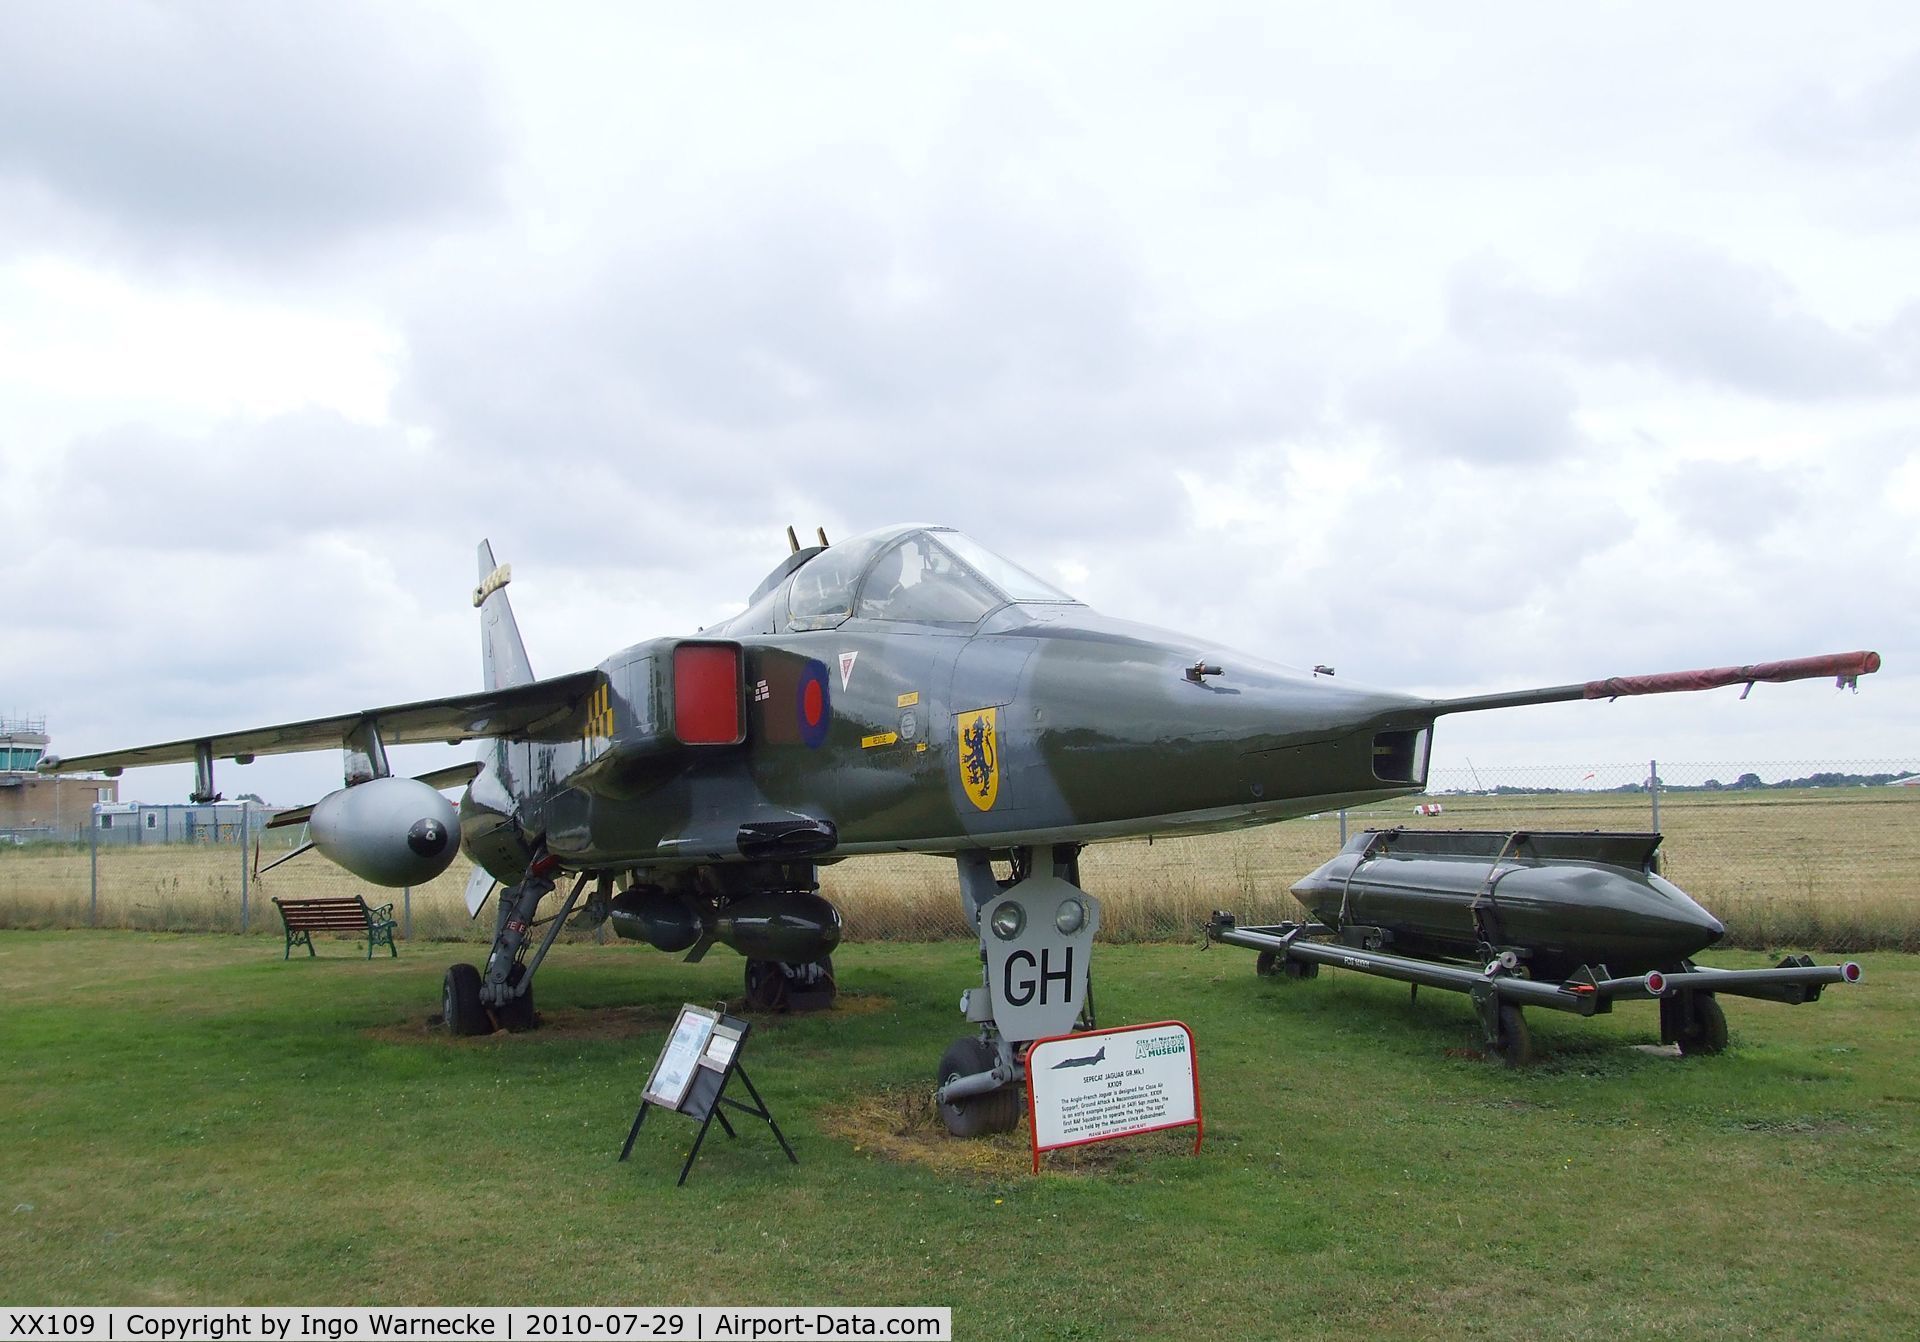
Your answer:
458;525;1438;885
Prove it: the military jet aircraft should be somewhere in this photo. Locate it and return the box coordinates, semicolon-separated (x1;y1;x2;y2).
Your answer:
42;525;1880;1135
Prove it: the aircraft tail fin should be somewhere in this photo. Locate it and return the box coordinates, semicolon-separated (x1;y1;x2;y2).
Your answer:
475;540;535;690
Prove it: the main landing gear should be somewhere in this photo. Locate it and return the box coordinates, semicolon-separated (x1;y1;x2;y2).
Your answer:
744;955;837;1012
931;845;1102;1138
441;854;600;1036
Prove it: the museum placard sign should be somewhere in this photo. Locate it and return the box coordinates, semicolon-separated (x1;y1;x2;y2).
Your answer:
1024;1021;1202;1172
642;1003;720;1111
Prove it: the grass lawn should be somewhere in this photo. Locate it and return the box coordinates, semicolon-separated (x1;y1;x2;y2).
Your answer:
1;931;1915;1339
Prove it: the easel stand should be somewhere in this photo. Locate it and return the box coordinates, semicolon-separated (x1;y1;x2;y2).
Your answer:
620;1006;798;1187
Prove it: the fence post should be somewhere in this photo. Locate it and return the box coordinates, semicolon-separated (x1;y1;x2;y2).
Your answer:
1649;759;1661;832
88;804;99;927
1338;809;1348;845
239;800;250;934
403;886;412;940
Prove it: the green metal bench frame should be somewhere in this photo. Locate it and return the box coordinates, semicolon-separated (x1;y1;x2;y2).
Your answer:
272;896;399;960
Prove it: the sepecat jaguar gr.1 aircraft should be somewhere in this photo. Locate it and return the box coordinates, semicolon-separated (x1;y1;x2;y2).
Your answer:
43;525;1880;1135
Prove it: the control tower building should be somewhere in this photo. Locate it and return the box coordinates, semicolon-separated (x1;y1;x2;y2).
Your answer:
1;716;119;839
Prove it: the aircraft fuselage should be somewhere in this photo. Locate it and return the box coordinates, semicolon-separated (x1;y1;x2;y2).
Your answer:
458;603;1435;884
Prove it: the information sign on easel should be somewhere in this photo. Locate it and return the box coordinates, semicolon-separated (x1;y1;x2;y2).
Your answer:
620;1003;797;1185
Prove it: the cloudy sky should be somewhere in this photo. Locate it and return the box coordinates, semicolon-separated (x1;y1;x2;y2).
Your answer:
3;0;1915;807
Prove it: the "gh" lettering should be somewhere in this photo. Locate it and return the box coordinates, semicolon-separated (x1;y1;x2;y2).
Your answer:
1004;947;1074;1007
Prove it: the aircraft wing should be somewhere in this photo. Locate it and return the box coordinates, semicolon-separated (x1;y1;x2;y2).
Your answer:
43;670;602;776
1429;650;1881;716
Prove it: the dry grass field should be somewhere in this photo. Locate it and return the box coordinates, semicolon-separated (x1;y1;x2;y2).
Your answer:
3;785;1916;950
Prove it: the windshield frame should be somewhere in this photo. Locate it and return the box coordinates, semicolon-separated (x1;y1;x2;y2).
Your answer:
780;525;1080;633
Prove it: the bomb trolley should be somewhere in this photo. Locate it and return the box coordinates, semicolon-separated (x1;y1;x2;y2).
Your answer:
1204;828;1863;1064
1209;911;1862;1064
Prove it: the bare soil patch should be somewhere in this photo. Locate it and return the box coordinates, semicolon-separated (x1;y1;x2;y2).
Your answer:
824;1085;1198;1180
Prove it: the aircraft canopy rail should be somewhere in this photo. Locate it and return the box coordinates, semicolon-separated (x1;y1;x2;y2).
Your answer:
784;525;1081;632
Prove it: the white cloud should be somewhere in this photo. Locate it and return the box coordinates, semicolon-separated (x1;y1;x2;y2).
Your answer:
0;0;505;265
4;0;1917;806
1449;240;1914;400
0;258;400;434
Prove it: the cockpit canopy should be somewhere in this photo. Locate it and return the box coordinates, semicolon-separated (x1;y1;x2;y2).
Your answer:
785;526;1077;631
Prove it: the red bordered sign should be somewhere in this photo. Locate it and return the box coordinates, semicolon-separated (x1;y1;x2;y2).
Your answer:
1024;1020;1202;1173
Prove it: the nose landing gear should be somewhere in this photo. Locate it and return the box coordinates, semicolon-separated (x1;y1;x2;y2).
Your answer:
931;845;1101;1137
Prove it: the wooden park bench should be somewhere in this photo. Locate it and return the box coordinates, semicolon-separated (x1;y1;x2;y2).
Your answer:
272;896;399;960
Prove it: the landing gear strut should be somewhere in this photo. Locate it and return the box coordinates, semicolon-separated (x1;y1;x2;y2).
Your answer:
931;845;1102;1138
441;857;597;1036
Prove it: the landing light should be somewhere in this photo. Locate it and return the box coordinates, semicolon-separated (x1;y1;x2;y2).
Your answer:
1055;898;1086;935
990;903;1025;941
1644;970;1667;996
1842;962;1863;983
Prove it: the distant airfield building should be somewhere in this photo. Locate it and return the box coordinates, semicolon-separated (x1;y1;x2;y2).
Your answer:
93;800;277;845
0;715;119;839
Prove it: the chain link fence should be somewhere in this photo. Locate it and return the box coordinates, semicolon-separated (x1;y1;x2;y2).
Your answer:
4;760;1916;951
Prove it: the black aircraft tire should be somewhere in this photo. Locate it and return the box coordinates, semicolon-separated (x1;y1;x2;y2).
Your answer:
494;964;536;1033
1491;1002;1532;1067
1282;957;1319;980
1675;994;1729;1057
936;1037;1020;1139
798;954;838;1010
744;959;788;1012
745;956;838;1012
443;964;493;1037
1255;951;1280;977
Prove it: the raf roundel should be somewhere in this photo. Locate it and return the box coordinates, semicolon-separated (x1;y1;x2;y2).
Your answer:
797;658;832;748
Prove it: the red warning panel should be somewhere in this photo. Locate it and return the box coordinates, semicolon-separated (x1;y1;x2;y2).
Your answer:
672;642;744;745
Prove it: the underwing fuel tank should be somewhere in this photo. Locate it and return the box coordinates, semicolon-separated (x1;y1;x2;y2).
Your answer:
609;887;843;962
1292;829;1725;979
309;776;461;887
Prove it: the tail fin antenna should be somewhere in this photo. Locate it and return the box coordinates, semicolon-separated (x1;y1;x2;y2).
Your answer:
475;540;534;690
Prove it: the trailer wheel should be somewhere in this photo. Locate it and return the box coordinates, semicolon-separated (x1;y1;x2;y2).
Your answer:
1256;951;1318;980
1490;1002;1531;1067
1675;994;1728;1056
